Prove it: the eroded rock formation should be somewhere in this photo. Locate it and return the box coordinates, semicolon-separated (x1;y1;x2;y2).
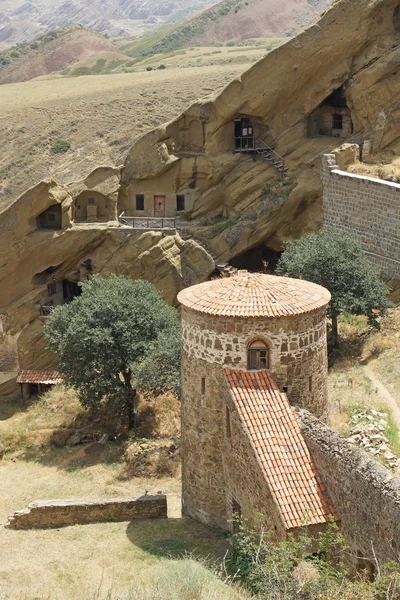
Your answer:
1;0;399;394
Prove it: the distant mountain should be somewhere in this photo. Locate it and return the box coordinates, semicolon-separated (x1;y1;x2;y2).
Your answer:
0;0;219;49
123;0;335;56
0;24;126;84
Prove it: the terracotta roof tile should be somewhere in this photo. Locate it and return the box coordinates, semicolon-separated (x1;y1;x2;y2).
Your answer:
178;272;330;319
224;368;337;530
17;371;63;385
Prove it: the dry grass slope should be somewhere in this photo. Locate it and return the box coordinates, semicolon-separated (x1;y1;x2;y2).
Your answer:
328;308;400;462
0;386;246;599
0;64;247;208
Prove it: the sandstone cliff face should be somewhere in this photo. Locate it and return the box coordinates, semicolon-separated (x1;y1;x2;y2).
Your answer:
119;0;400;261
0;177;214;395
1;0;399;395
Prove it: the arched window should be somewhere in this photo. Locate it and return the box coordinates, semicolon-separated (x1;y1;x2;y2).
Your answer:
247;340;269;370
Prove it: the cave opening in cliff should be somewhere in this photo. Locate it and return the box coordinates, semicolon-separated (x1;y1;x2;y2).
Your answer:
36;204;62;230
307;86;353;138
230;244;282;273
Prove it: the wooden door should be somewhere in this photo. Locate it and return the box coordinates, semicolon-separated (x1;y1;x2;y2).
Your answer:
154;195;166;217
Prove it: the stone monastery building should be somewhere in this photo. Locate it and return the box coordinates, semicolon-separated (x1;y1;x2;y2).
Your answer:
177;271;337;537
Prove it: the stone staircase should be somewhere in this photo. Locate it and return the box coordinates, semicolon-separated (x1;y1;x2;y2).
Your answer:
255;146;287;174
253;137;287;175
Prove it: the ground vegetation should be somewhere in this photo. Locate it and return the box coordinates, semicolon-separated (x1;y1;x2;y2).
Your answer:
230;517;400;599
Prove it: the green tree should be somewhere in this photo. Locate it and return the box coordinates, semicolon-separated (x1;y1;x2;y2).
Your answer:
135;327;181;399
44;275;180;428
276;229;390;346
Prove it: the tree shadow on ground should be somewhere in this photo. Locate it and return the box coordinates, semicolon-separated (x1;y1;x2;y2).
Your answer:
19;440;127;472
126;517;231;562
0;395;34;421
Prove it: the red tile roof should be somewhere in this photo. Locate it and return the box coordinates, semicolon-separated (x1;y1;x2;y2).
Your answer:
224;368;337;530
17;371;63;385
177;272;331;318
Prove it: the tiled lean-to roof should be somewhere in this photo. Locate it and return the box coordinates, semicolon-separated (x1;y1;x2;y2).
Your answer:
17;371;63;385
224;368;337;530
177;272;331;318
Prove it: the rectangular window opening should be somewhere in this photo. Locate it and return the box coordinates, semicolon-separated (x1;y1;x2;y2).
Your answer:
332;114;343;129
176;194;185;212
309;375;313;392
47;282;57;297
201;377;206;396
232;499;242;533
135;194;145;211
88;197;96;205
226;406;232;441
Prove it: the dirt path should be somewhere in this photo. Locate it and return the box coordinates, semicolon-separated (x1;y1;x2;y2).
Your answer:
364;365;400;427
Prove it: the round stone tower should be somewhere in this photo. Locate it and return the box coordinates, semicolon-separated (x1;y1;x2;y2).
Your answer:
177;271;331;528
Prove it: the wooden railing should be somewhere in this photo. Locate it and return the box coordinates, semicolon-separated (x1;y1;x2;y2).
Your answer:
119;213;176;230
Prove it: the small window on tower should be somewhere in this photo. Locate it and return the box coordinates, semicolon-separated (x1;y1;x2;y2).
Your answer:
201;377;206;396
248;340;269;370
136;194;145;211
332;114;343;130
309;375;313;392
176;194;185;212
88;197;96;205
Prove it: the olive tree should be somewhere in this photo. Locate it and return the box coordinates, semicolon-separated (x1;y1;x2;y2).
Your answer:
44;275;181;428
276;229;390;346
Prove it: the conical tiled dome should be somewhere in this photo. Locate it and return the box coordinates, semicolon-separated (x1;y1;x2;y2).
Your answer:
177;271;331;318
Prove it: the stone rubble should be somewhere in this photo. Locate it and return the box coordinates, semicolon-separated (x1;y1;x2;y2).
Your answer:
347;407;400;470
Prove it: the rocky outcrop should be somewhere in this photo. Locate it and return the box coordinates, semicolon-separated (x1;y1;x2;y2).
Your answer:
119;0;400;260
0;177;214;395
1;0;399;394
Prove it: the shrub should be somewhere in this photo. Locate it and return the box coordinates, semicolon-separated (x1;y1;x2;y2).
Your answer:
50;139;71;154
146;66;153;71
158;64;167;69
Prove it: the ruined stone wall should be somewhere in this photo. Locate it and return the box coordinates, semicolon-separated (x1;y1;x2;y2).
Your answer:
301;411;400;567
181;349;286;537
5;495;167;529
322;153;400;279
181;306;329;416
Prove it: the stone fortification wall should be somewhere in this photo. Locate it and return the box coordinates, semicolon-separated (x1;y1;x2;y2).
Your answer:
181;306;328;417
4;495;167;529
301;411;400;566
322;153;400;279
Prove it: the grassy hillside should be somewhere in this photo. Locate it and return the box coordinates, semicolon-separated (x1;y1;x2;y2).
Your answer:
0;24;126;84
122;0;334;58
0;63;248;207
0;0;220;50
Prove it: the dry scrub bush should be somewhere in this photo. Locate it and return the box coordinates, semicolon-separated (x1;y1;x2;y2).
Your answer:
229;517;400;600
137;392;180;438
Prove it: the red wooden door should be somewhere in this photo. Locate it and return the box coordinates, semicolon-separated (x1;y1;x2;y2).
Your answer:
154;195;166;217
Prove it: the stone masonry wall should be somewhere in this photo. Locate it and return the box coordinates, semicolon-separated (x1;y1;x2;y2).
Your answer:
4;495;167;529
322;153;400;279
301;411;400;567
181;306;329;417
